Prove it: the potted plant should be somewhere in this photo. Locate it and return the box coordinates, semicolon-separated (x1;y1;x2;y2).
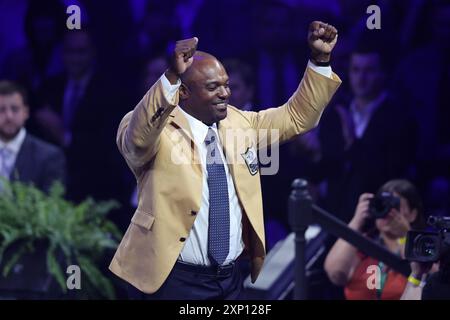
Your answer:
0;179;122;299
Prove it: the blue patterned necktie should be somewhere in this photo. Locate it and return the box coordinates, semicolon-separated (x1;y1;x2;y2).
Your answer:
205;127;230;265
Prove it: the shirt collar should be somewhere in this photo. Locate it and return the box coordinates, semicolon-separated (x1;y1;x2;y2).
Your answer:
177;107;218;144
350;91;388;118
0;128;26;154
68;69;93;92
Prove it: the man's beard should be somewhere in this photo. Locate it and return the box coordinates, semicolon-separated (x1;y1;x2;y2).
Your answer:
0;126;21;142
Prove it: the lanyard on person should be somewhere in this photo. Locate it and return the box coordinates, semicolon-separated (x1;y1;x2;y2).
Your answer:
376;260;388;299
374;236;405;299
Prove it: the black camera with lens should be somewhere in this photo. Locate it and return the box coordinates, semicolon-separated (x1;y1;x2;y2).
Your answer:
405;216;450;263
368;191;400;219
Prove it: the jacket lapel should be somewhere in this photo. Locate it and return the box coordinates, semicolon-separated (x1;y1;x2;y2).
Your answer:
168;107;194;141
11;135;33;183
218;117;237;179
168;107;202;175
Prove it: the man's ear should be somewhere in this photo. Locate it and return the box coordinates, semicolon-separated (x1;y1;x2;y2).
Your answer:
179;83;190;100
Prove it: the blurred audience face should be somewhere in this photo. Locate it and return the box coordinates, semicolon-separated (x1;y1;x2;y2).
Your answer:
142;12;177;45
375;193;417;239
0;93;29;142
349;53;385;101
255;3;293;50
142;56;168;94
228;72;253;109
63;31;95;80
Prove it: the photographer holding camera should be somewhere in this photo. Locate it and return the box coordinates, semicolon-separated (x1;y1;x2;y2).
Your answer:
324;179;425;300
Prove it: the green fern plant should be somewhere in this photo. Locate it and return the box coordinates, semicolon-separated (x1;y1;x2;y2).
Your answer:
0;179;122;299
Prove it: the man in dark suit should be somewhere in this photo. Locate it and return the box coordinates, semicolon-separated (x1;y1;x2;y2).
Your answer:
32;29;128;206
0;80;65;192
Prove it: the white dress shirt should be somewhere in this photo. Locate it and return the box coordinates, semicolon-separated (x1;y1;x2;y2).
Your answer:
158;61;332;266
350;91;388;138
0;128;26;180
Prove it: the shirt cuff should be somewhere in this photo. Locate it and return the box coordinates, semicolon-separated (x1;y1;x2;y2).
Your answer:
160;73;181;103
307;60;332;78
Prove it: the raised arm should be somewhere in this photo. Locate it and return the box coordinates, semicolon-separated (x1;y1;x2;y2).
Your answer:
116;38;198;171
247;21;341;148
